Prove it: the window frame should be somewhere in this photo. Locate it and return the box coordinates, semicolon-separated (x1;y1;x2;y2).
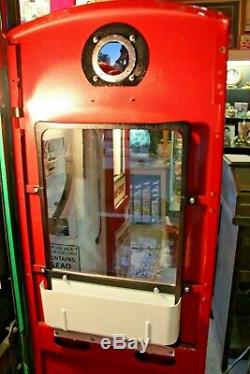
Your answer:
35;121;189;301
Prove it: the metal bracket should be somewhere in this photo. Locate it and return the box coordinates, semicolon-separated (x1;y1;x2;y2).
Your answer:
33;264;46;274
186;193;218;208
54;330;175;358
7;44;23;115
25;185;42;194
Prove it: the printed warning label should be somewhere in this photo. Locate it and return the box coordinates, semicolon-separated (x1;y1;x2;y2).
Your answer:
51;243;80;271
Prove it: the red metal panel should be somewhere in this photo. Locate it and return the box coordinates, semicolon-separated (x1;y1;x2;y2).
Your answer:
5;1;228;373
50;0;75;12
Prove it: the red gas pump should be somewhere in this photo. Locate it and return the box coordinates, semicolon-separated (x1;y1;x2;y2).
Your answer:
3;1;228;373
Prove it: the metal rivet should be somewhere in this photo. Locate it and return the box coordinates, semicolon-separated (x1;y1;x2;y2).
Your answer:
129;74;135;82
129;34;136;42
93;75;99;82
219;46;226;54
40;267;46;274
33;187;39;193
184;286;190;293
93;36;99;44
189;197;195;204
153;287;160;294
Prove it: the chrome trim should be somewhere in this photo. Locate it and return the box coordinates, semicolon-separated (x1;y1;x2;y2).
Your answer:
92;35;136;83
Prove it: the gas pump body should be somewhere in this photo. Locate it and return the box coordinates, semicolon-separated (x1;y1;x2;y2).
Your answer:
5;1;228;373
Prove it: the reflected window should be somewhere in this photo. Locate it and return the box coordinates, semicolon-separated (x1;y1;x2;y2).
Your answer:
113;129;125;177
39;124;187;291
130;129;151;156
98;42;129;76
92;36;136;83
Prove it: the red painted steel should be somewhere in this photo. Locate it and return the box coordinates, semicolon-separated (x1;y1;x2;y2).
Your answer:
5;1;228;373
50;0;75;12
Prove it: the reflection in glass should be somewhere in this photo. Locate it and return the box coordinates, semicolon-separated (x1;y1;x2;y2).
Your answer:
42;127;184;286
98;42;129;76
113;129;125;178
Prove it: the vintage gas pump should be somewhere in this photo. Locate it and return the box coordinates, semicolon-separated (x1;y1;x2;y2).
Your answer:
3;1;228;373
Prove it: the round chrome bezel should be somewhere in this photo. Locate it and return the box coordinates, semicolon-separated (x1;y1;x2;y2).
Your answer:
92;35;136;83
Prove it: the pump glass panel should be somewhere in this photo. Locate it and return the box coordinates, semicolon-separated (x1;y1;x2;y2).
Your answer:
39;124;187;290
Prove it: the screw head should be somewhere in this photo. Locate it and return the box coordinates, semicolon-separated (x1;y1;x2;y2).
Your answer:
153;287;160;294
129;74;135;82
93;36;99;44
93;75;99;82
219;46;226;54
33;187;39;193
184;286;190;293
129;34;136;42
189;197;195;205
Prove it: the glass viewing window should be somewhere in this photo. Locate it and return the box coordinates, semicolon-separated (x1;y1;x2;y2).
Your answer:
37;123;188;298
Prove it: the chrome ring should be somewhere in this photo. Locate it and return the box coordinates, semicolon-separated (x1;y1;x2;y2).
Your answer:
92;35;136;83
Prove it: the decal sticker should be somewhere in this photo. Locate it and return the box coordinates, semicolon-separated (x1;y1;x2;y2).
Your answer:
51;243;80;271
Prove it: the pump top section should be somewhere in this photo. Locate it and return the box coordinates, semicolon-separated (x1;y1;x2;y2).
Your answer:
6;0;228;126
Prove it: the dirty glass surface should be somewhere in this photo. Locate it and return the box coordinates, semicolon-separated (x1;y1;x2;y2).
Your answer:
41;126;185;286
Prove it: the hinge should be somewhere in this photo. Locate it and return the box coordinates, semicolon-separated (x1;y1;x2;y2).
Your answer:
7;44;23;118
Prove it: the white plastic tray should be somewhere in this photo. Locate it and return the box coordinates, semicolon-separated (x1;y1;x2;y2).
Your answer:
40;279;181;346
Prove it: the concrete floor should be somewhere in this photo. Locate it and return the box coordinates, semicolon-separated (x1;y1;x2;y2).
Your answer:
206;320;248;374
